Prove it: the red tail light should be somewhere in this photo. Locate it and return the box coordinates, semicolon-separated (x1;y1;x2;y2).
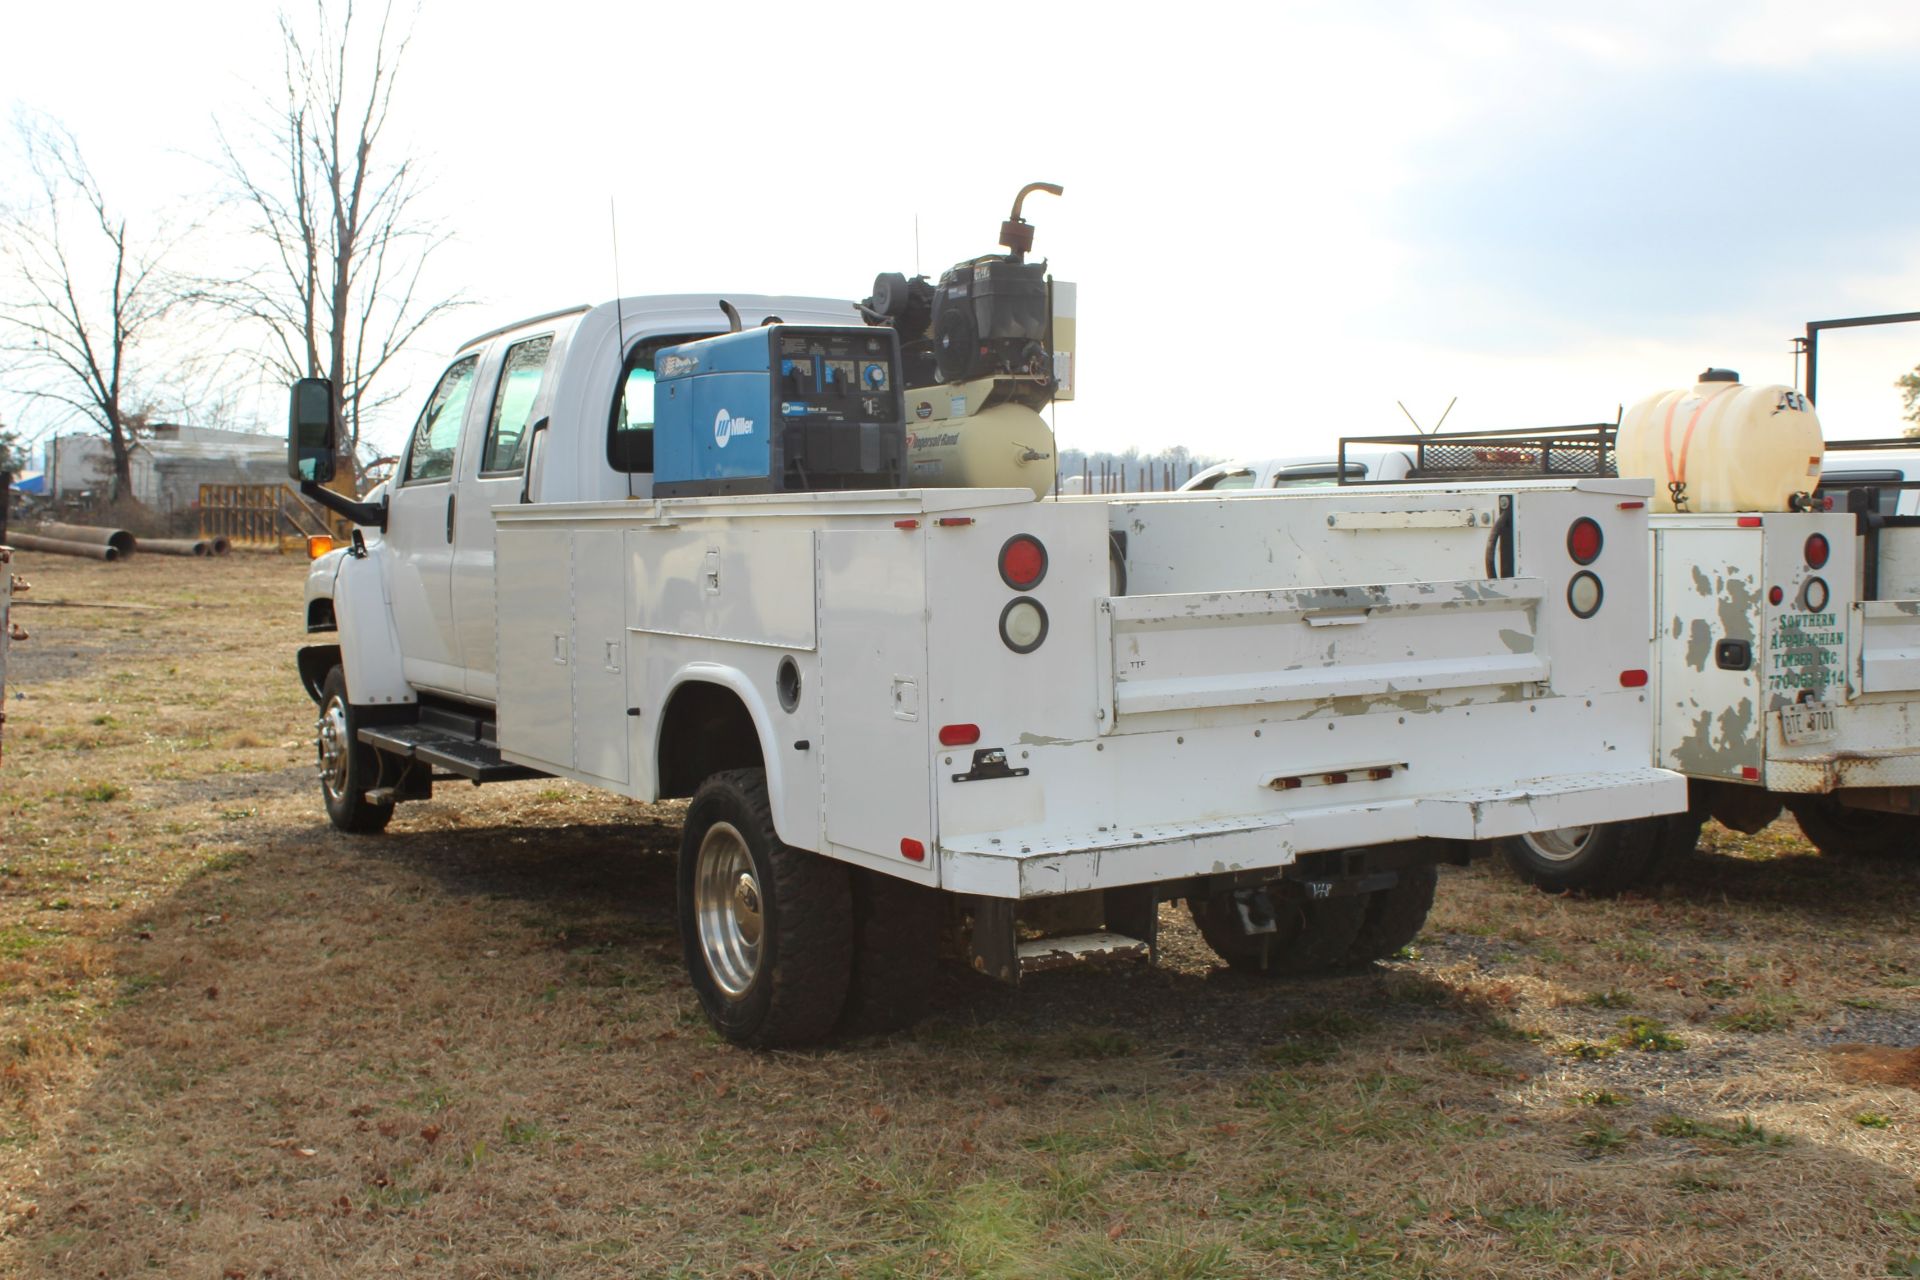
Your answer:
1567;518;1603;565
1738;516;1763;528
1620;669;1648;688
938;724;980;747
900;838;926;862
999;534;1048;590
1804;533;1829;569
1769;586;1784;605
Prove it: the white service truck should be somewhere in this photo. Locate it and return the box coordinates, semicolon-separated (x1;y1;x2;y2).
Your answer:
1332;318;1920;894
289;215;1684;1046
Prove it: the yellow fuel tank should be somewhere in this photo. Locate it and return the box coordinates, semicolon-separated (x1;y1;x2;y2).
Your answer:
1617;369;1823;513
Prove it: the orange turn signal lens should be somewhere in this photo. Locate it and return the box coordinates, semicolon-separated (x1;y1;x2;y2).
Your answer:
307;535;336;560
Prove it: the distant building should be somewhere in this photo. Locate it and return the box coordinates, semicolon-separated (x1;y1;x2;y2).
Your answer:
46;425;287;511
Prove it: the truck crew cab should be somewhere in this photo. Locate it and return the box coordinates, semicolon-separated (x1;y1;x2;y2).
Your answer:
290;198;1686;1046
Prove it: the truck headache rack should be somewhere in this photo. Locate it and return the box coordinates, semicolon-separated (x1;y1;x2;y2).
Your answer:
1814;438;1920;598
1337;423;1617;484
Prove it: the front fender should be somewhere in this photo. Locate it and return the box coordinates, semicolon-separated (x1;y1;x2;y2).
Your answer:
296;643;341;704
317;548;414;707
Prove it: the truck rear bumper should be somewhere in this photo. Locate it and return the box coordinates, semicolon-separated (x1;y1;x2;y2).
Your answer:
1764;700;1920;793
1766;750;1920;793
938;767;1687;899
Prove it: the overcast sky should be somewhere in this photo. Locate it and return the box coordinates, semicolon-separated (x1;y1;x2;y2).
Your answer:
5;0;1919;465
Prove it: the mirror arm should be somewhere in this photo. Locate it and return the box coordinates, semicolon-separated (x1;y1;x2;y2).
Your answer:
301;480;388;530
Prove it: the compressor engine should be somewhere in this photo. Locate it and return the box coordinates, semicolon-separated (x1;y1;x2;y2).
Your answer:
647;183;1070;500
858;182;1068;497
861;181;1063;398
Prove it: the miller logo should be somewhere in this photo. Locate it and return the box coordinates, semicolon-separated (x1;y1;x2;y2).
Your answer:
714;407;755;448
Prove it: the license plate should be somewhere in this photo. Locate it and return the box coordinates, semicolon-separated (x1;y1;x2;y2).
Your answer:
1780;701;1838;746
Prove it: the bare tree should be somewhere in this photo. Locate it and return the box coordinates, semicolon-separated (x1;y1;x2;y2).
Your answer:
0;115;186;500
214;0;465;489
0;420;24;475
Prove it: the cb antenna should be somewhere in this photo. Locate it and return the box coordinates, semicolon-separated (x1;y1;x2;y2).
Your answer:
1395;396;1457;435
611;197;634;499
611;197;628;358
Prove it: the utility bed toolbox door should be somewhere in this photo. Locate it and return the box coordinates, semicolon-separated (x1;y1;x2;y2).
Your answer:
1099;577;1547;726
1855;601;1920;695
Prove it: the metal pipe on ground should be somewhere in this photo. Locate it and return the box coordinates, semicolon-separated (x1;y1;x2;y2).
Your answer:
35;522;136;556
140;538;211;557
209;536;231;555
11;533;120;562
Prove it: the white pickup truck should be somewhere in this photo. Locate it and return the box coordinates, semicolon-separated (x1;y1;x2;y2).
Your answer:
290;257;1684;1046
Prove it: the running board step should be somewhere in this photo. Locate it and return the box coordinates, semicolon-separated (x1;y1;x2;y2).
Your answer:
357;724;546;783
1017;931;1152;975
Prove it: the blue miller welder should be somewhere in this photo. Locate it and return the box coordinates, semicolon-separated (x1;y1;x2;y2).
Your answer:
652;324;904;498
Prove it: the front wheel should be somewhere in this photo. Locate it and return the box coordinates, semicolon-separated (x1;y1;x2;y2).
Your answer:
316;667;393;834
677;769;852;1048
1784;796;1918;859
1188;886;1367;975
1346;865;1438;963
1500;817;1668;895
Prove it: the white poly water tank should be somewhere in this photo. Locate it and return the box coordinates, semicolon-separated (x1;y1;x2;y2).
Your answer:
1616;369;1823;513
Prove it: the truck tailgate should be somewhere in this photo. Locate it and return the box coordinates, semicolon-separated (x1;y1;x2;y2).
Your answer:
1098;577;1546;726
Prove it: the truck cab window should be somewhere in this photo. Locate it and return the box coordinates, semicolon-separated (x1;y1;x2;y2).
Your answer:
609;362;656;473
1195;468;1255;491
402;355;479;484
1272;464;1365;489
481;335;553;474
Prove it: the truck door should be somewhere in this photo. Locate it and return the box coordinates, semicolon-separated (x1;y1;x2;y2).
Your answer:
387;353;480;696
451;333;556;702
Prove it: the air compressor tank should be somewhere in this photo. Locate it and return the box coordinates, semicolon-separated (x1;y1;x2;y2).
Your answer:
902;377;1056;498
1616;369;1823;513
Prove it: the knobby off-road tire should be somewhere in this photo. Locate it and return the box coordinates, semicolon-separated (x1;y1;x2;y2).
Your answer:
316;666;394;835
1346;865;1438;964
836;869;944;1038
677;769;852;1049
1500;816;1673;896
1785;796;1918;859
1188;887;1368;976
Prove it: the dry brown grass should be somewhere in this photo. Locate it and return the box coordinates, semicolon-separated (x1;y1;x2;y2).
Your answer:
0;550;1916;1278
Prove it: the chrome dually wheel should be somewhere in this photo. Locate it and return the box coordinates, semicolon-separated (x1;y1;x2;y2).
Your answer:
1516;826;1595;862
316;695;352;803
676;769;852;1048
315;666;393;834
1500;817;1670;895
693;821;763;998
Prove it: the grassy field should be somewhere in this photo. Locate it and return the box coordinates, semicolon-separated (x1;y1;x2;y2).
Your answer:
0;550;1916;1278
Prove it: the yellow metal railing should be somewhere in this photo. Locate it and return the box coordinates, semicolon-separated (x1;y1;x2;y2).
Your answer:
197;484;333;551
